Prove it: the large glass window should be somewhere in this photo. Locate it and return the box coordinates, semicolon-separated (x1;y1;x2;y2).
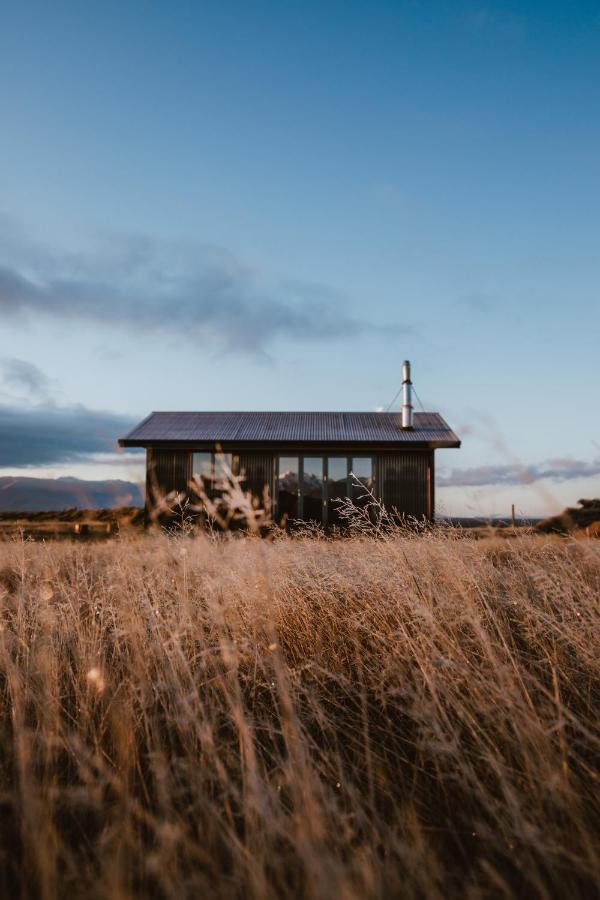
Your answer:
350;458;373;488
213;452;233;485
350;457;373;509
327;457;349;526
277;457;299;522
273;455;376;526
302;457;324;522
192;452;213;481
192;451;235;494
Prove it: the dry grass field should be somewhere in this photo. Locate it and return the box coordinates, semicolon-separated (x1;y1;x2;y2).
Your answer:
0;526;598;899
0;507;144;541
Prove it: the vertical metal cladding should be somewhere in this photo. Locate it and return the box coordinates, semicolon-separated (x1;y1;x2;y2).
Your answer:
146;449;192;509
377;452;430;519
428;450;435;520
144;449;435;524
238;452;275;511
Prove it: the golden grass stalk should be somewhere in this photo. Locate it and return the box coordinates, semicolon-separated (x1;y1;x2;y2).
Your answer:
0;522;598;898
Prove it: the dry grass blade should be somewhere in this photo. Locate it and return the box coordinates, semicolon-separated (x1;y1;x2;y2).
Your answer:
0;516;598;898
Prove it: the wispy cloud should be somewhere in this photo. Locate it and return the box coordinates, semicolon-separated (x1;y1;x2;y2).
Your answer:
439;458;600;488
364;181;405;204
463;5;526;40
456;291;498;316
0;220;411;356
0;357;53;399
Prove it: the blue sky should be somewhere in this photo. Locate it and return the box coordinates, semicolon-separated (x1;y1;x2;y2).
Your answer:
1;0;599;515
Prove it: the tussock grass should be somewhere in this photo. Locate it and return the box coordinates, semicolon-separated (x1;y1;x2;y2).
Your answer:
0;530;598;898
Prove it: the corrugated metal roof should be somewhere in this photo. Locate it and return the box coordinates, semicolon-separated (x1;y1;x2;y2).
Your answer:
119;411;460;448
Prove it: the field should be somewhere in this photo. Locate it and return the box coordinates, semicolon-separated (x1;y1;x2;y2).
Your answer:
0;527;598;899
0;507;144;541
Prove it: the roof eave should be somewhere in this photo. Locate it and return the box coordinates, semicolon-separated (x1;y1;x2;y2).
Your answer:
118;438;461;449
118;412;155;446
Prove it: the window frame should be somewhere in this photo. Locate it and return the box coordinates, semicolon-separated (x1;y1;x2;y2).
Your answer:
276;455;300;523
275;455;374;525
192;451;238;493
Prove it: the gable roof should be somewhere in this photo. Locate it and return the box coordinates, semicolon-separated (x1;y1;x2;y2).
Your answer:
119;411;460;448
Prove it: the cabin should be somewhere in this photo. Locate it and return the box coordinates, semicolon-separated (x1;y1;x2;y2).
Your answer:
118;362;460;526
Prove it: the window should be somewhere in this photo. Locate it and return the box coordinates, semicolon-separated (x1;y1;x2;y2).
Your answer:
351;457;373;490
327;457;349;526
192;452;213;481
192;451;236;493
350;457;373;509
213;452;233;484
275;455;374;526
302;457;324;522
277;457;299;521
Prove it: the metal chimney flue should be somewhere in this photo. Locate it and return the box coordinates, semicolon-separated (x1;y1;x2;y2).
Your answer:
402;360;413;429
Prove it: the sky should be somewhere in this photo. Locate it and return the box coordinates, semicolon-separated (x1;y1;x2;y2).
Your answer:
0;0;599;517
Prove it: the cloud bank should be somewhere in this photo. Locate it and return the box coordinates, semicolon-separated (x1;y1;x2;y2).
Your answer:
439;458;600;488
0;402;137;467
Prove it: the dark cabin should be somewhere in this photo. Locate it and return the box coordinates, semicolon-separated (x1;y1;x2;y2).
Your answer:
118;362;460;526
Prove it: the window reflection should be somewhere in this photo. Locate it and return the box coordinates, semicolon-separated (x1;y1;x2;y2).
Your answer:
192;452;213;481
302;457;323;522
192;451;236;495
351;457;373;509
351;458;373;489
214;452;233;484
270;455;376;526
278;457;299;521
327;457;348;526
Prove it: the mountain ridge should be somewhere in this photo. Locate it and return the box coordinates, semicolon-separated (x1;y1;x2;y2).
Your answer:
0;476;144;511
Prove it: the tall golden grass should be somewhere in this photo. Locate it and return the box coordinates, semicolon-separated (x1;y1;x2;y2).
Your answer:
0;528;598;898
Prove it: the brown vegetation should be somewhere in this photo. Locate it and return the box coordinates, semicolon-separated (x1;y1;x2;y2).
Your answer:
0;507;144;540
0;528;598;898
537;498;600;536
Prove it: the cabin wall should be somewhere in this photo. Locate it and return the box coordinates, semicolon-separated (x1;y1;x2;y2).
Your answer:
145;449;275;522
376;451;432;519
238;452;275;513
429;450;435;521
144;447;435;524
145;448;192;517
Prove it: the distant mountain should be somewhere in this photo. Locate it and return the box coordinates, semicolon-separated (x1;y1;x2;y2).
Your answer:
0;476;144;512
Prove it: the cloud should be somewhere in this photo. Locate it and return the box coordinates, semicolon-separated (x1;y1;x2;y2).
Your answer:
456;291;498;316
1;357;52;398
0;223;411;356
438;458;600;488
0;401;138;467
463;5;525;40
365;181;405;204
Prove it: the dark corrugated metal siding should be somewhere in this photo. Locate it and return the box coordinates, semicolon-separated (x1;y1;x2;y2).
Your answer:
121;410;459;448
144;449;435;524
238;453;274;509
428;451;435;521
146;449;191;506
377;453;430;519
